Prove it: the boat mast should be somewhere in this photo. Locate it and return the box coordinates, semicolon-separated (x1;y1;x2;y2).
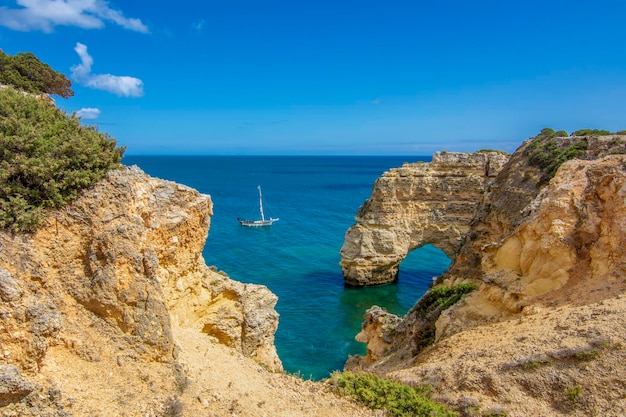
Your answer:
258;185;266;221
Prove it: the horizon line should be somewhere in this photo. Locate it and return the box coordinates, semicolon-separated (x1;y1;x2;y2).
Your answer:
122;153;435;157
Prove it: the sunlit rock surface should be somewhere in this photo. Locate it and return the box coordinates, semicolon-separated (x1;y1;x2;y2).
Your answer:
346;135;626;417
0;166;283;416
340;151;509;286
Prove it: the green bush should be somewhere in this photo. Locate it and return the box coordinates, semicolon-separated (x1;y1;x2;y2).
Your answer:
533;128;569;139
0;50;73;98
416;283;479;314
525;131;589;182
521;358;553;370
330;371;458;417
411;283;478;350
571;129;612;136
0;86;124;232
535;127;557;140
566;385;583;403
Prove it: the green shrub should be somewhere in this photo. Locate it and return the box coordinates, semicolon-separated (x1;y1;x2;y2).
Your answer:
571;129;612;136
533;128;568;140
0;86;124;232
417;283;479;313
574;349;600;361
521;358;553;370
411;283;478;350
566;385;583;403
0;50;73;98
535;127;557;140
524;131;589;182
330;371;458;417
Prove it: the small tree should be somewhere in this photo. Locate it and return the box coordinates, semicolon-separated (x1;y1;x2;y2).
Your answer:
0;50;73;98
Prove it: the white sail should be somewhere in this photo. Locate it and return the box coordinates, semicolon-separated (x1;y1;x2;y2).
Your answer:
258;185;265;222
238;185;279;227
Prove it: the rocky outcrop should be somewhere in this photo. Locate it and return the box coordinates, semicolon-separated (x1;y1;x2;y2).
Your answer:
0;166;282;416
347;135;626;417
439;136;626;330
340;151;509;286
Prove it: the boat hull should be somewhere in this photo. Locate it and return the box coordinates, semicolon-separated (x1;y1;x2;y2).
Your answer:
238;218;279;227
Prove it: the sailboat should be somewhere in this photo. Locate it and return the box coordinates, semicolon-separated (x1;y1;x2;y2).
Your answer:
238;185;279;227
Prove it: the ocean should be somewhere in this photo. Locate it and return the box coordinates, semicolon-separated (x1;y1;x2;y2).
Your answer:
122;155;451;380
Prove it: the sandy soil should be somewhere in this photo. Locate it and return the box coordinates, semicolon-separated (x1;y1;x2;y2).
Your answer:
173;326;382;417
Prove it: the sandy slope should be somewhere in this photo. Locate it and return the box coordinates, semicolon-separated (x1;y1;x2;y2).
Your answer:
172;325;382;417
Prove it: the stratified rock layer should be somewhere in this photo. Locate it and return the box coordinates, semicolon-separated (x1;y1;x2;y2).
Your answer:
340;151;509;286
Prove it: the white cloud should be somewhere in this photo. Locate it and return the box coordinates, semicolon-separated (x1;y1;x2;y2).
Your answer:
71;42;144;97
76;107;100;119
0;0;148;33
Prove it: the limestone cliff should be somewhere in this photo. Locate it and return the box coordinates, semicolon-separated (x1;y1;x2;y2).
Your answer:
340;151;509;286
347;135;626;417
0;166;381;417
0;166;283;416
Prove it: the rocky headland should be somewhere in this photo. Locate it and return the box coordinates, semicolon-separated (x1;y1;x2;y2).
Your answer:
344;134;626;416
0;166;377;417
340;150;509;286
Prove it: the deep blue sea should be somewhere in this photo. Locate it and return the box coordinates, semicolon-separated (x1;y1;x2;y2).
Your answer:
122;156;451;380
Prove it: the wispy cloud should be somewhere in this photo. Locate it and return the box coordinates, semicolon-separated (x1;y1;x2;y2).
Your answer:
191;18;205;35
76;107;101;119
71;42;144;97
0;0;148;33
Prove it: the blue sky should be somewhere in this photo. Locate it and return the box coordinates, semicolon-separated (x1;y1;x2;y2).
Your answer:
1;1;626;155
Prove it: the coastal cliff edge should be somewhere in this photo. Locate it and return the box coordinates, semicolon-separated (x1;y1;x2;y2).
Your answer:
345;134;626;417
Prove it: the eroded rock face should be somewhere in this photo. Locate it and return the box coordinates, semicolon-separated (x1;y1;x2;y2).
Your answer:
347;136;626;417
340;151;509;286
353;306;401;364
0;166;281;415
439;152;626;336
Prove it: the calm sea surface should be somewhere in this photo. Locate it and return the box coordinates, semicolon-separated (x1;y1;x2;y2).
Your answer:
123;156;451;379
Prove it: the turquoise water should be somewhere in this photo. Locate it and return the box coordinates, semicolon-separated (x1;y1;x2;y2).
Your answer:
123;156;451;379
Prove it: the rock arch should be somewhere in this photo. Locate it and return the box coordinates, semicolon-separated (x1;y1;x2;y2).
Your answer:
340;151;509;286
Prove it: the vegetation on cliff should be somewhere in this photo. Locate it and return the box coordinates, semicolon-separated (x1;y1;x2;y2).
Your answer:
524;127;625;183
0;87;124;233
0;49;73;98
411;283;478;351
331;371;457;417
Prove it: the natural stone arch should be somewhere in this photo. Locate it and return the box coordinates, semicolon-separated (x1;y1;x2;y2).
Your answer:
340;151;509;286
400;241;453;274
